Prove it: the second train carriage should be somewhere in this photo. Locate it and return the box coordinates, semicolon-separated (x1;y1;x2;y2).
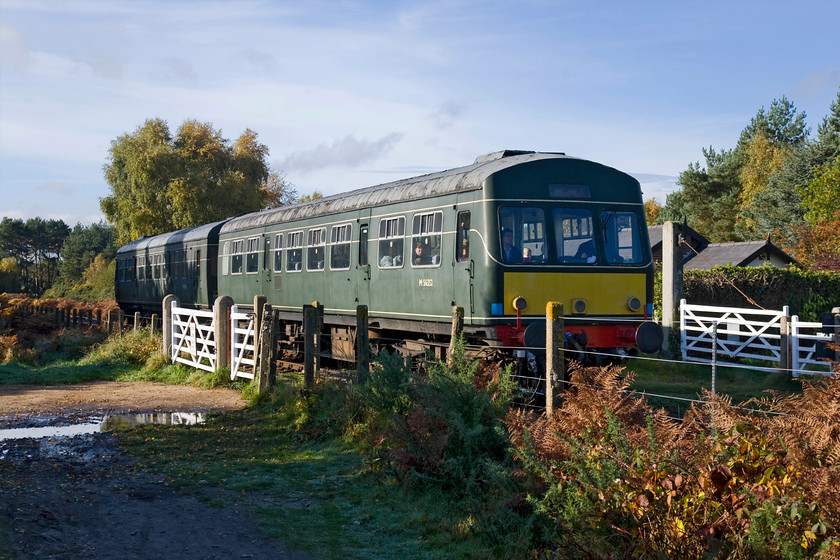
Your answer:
214;150;662;361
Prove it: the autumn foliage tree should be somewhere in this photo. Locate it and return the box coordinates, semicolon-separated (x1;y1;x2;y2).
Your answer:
101;118;276;244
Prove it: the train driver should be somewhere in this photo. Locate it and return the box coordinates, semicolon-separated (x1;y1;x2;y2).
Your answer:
501;228;521;263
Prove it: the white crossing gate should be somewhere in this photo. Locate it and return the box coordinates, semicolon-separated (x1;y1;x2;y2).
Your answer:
791;315;835;376
171;303;216;372
230;305;256;380
680;299;835;376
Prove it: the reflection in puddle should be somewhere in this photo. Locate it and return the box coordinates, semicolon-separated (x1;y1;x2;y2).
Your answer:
0;412;206;441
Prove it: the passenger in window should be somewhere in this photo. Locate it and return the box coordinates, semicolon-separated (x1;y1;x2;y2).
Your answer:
413;241;431;265
574;240;597;263
501;228;521;263
522;247;532;263
380;241;402;267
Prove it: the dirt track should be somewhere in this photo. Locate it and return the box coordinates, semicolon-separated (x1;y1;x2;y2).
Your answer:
0;381;316;560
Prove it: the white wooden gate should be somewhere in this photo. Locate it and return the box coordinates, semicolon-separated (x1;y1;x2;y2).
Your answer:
791;315;834;376
171;303;216;372
680;300;835;376
230;305;256;380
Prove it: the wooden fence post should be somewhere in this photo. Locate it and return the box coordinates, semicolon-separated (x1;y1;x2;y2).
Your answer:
254;294;267;359
134;311;141;331
150;313;158;334
545;302;564;419
779;306;791;374
258;304;276;393
356;304;370;383
214;296;234;373
96;309;102;330
448;306;464;367
833;307;840;373
303;304;318;390
661;221;684;357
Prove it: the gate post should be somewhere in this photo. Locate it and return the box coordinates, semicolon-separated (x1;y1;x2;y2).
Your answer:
214;296;234;373
134;311;141;331
447;306;465;367
779;306;791;374
545;302;564;419
661;221;684;358
258;304;276;393
254;294;267;360
303;304;319;390
356;305;370;383
162;295;180;358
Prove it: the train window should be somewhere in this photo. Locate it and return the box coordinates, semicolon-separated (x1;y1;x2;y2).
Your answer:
498;207;547;264
378;216;405;269
246;237;260;274
273;234;283;273
601;211;643;264
554;209;596;264
359;225;369;266
287;231;303;272
231;240;244;274
137;257;145;281
221;242;230;275
330;224;352;270
154;254;162;279
411;211;442;267
456;212;470;262
307;228;326;271
549;184;591;199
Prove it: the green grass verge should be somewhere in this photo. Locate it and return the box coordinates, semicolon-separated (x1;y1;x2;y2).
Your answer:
116;378;491;559
626;354;804;417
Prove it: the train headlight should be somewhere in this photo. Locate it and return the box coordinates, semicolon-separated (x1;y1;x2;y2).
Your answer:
512;296;528;312
572;298;587;314
627;296;642;312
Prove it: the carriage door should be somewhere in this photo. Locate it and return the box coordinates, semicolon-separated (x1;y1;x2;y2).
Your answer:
454;211;474;319
355;217;371;309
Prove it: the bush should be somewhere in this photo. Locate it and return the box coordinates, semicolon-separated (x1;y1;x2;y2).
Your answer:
684;266;840;321
506;364;840;559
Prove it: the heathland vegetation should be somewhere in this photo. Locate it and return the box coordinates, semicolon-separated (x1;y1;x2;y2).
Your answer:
1;295;838;558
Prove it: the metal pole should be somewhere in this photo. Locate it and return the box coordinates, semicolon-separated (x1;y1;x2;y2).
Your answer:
711;321;718;433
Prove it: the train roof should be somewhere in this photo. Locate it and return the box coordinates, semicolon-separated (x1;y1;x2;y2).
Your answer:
220;150;597;234
116;220;228;255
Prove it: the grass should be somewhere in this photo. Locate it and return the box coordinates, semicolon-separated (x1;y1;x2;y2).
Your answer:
116;376;491;559
626;353;804;417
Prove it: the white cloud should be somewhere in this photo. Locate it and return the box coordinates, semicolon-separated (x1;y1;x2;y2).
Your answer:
280;133;405;173
0;22;30;70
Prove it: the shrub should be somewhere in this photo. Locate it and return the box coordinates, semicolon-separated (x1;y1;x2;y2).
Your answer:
506;365;840;559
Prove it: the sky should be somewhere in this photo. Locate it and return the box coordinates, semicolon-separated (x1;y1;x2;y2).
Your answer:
1;0;838;227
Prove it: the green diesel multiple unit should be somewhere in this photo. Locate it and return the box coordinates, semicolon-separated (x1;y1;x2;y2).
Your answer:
211;150;661;358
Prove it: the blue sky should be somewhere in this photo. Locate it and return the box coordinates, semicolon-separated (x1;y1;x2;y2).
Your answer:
1;0;838;226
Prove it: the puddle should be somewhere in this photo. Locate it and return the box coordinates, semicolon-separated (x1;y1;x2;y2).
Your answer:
0;412;206;441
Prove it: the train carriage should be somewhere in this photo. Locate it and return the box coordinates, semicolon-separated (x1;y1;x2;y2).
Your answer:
115;220;227;313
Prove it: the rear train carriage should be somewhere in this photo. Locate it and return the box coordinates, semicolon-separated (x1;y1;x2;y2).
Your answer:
216;150;661;362
115;220;227;314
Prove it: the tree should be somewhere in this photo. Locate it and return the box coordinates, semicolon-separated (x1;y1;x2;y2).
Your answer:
0;257;20;293
737;132;793;236
298;190;324;203
0;217;69;294
261;170;299;209
101;118;273;244
643;197;661;225
56;222;116;287
802;156;840;225
737;95;809;148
